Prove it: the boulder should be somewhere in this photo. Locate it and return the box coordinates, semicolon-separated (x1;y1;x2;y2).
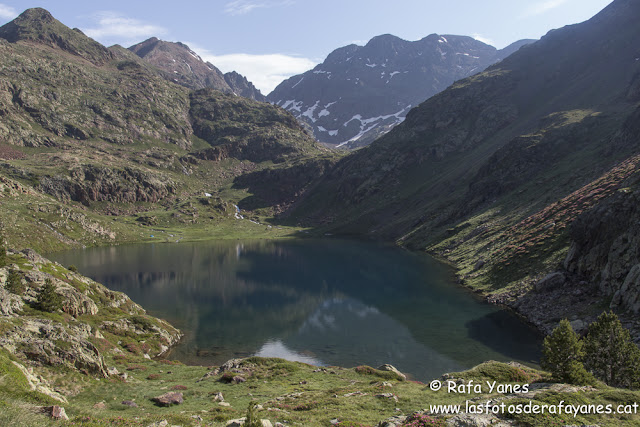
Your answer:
534;272;566;292
152;391;183;407
377;364;407;381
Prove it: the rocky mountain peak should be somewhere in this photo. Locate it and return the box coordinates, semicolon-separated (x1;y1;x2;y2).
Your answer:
0;7;113;65
129;38;265;101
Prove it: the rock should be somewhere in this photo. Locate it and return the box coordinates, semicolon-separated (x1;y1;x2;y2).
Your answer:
569;319;587;332
93;401;106;409
121;400;138;407
212;391;224;402
0;287;24;316
226;418;246;427
219;401;231;407
376;415;407;427
11;361;68;403
611;264;640;312
534;272;566;292
107;367;120;376
233;375;246;383
375;393;398;402
41;405;69;421
446;412;511;426
377;364;407;381
152;391;184;407
474;259;485;270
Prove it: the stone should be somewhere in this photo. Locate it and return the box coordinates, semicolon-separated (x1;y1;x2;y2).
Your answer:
152;391;183;407
570;319;587;332
534;272;566;292
474;259;485;270
226;418;246;427
212;391;224;402
11;361;68;403
93;401;106;409
42;405;69;421
377;364;407;381
219;401;231;407
232;375;246;383
375;392;398;402
446;412;511;426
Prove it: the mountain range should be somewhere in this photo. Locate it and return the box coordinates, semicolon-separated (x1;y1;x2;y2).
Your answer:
1;2;640;333
268;34;534;148
2;1;640;424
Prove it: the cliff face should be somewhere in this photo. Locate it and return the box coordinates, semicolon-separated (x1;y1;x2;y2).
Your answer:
564;173;640;314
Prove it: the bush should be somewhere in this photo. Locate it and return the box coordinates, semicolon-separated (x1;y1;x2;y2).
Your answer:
5;270;25;295
33;279;63;313
583;312;640;388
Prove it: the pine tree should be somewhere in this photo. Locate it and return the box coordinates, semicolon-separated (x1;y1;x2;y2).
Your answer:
542;319;594;384
584;311;640;388
34;279;63;313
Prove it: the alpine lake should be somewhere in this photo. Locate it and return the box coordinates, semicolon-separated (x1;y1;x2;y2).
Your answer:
50;238;541;381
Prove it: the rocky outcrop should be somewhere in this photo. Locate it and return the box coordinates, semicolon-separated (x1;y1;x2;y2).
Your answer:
1;318;108;376
564;175;640;313
0;249;183;381
38;165;175;204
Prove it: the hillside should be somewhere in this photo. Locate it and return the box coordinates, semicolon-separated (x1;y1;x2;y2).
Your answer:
268;34;534;148
0;8;333;253
291;0;640;333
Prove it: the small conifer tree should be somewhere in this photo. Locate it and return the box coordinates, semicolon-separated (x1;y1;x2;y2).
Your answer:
542;319;594;384
584;311;640;388
5;270;25;295
34;279;63;313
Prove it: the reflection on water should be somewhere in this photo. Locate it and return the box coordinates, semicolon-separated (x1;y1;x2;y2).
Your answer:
50;239;541;380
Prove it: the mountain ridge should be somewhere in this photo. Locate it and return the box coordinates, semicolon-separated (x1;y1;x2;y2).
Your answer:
267;33;535;148
129;37;266;102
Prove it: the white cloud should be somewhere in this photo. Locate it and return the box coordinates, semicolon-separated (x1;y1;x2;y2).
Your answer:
81;12;167;45
522;0;570;17
190;44;316;94
0;3;17;21
472;34;495;47
224;0;295;16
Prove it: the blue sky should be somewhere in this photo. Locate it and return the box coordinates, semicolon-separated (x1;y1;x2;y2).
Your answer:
0;0;613;93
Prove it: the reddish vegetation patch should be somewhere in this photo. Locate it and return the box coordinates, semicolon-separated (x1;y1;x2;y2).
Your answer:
0;143;25;160
170;385;188;390
496;155;640;265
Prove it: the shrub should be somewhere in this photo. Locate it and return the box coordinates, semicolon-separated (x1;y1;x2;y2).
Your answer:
583;312;640;388
5;270;25;295
67;265;78;273
33;279;63;313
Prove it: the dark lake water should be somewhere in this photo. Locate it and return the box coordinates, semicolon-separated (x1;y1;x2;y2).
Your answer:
50;239;541;381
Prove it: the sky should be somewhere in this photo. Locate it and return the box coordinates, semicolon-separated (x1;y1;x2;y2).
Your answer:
0;0;614;94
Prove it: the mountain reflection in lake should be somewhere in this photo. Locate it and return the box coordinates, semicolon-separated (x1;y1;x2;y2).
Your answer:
50;239;541;380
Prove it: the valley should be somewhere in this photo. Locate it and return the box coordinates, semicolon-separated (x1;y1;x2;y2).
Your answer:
1;1;640;425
